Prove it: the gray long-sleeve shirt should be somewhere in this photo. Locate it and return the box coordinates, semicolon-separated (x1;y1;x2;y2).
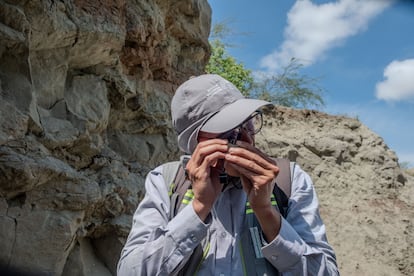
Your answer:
117;162;339;275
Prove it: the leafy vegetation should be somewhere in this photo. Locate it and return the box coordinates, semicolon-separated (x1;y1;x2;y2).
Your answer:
205;39;253;96
205;23;253;96
251;58;325;109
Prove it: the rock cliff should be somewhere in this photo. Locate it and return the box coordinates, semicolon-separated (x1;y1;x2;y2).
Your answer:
0;0;210;275
0;0;412;275
257;106;414;275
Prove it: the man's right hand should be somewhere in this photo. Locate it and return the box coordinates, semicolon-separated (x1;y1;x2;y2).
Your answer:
185;139;228;221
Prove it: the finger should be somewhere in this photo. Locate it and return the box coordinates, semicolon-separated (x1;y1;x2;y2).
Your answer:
187;143;227;176
198;138;229;147
226;161;269;187
225;151;278;178
199;150;227;173
189;151;227;182
190;139;229;166
227;146;279;173
234;140;278;166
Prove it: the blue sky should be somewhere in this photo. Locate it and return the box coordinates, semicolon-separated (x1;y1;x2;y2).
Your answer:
208;0;414;167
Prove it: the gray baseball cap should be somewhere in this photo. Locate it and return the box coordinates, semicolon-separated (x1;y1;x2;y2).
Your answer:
171;74;271;154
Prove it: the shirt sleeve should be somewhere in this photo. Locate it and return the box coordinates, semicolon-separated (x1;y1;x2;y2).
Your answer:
261;164;340;275
117;165;210;276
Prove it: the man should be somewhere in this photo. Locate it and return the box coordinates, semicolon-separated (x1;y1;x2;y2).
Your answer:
117;74;339;275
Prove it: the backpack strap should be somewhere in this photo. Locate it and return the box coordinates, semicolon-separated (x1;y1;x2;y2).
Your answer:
274;158;292;197
162;161;181;191
272;158;293;218
162;156;193;220
161;157;204;276
161;160;181;220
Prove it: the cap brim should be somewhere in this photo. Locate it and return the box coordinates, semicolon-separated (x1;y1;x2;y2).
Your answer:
201;99;271;133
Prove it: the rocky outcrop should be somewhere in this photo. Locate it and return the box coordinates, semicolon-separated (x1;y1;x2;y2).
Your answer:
256;106;414;275
0;0;210;275
0;1;413;276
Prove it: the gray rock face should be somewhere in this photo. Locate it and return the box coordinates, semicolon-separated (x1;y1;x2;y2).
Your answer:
0;1;412;276
0;0;210;275
256;106;414;275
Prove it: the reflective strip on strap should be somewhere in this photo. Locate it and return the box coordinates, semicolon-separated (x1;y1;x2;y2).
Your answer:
182;189;194;205
271;194;277;206
246;209;254;215
245;194;277;214
168;183;174;197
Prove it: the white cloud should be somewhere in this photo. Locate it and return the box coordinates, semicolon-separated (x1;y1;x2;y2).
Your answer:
260;0;394;71
376;59;414;102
